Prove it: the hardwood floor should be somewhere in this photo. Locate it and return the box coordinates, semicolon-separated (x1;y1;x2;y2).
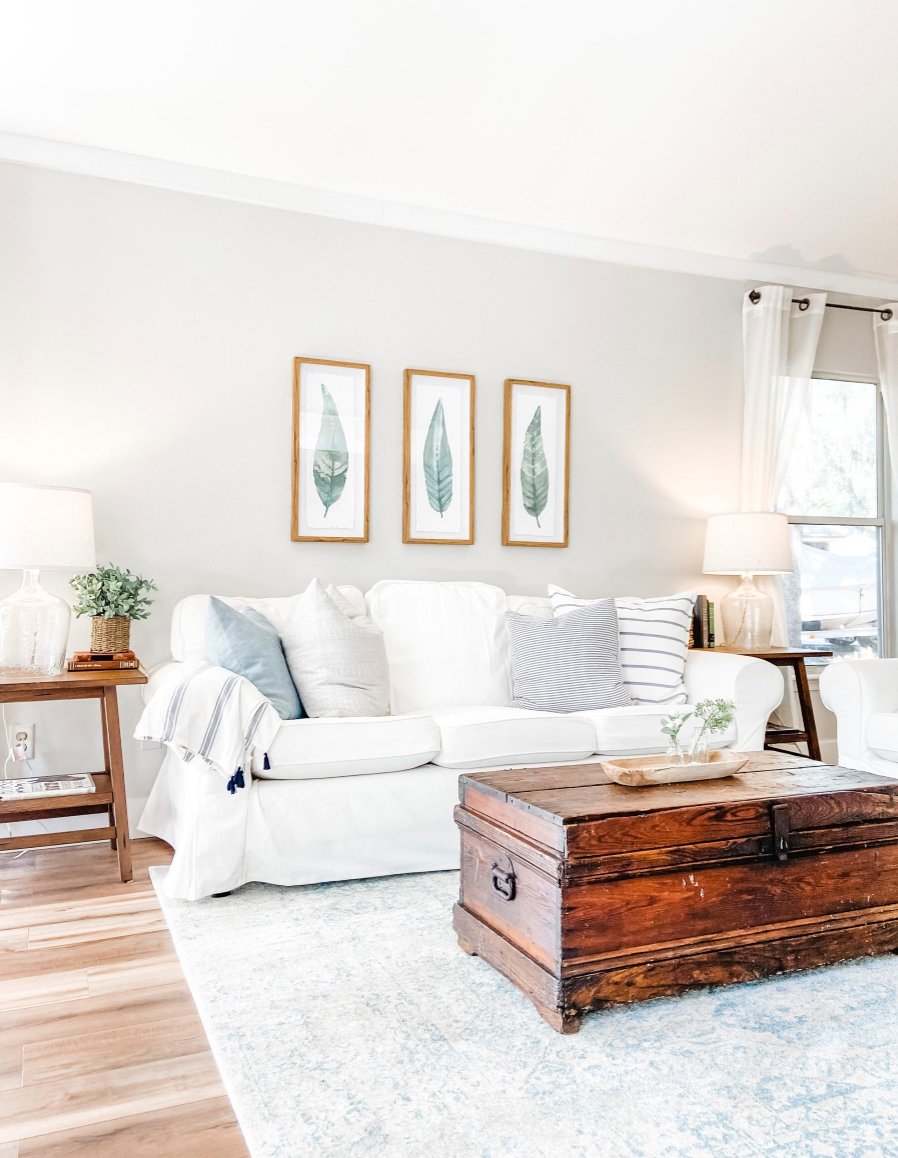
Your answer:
0;837;248;1156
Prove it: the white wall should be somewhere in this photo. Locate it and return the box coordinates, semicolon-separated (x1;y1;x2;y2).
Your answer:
2;161;873;818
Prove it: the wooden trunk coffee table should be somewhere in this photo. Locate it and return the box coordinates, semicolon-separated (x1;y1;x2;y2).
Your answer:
453;751;898;1034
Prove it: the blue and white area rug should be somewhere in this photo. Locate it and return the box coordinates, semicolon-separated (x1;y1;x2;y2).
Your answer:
151;867;898;1158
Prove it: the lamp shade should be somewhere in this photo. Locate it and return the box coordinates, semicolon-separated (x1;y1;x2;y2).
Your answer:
0;484;95;571
703;512;793;576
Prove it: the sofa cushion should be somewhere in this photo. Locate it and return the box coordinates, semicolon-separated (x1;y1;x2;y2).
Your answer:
280;579;390;718
506;601;631;712
365;580;513;713
170;586;367;664
426;706;596;770
577;704;735;755
257;714;441;781
205;598;304;721
866;714;898;762
549;585;696;705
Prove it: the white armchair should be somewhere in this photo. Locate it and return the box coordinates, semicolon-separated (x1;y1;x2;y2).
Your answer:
819;660;898;777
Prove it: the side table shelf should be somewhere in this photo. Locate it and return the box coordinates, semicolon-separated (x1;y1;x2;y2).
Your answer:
0;668;148;882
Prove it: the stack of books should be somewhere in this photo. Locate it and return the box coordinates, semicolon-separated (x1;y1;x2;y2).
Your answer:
692;596;717;648
66;651;140;671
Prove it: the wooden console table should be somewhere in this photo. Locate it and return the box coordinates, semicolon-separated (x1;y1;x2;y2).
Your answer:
704;645;832;761
0;668;147;881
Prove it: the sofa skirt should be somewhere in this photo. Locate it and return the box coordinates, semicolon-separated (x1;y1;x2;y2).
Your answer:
139;751;462;900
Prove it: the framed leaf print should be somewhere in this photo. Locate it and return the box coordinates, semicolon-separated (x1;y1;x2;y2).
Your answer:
292;357;370;542
403;369;475;544
502;379;570;548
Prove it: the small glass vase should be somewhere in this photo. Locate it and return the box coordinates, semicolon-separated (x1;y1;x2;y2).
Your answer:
666;741;687;767
687;733;710;765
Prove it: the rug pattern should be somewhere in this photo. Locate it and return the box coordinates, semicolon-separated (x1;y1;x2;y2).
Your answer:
152;867;898;1158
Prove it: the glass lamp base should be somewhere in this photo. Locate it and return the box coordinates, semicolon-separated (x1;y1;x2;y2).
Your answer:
0;569;71;675
720;574;774;649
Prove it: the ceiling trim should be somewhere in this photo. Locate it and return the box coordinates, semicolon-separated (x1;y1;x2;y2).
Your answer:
3;130;898;301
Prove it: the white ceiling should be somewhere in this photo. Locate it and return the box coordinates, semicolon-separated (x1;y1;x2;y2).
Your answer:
2;0;898;290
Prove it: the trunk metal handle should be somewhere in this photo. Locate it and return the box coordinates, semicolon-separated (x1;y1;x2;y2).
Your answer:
491;858;517;901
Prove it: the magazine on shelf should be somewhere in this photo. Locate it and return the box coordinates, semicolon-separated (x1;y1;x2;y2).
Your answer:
0;774;96;800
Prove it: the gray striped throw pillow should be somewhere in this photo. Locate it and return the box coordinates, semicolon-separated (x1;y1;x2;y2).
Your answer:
548;585;696;705
505;601;631;713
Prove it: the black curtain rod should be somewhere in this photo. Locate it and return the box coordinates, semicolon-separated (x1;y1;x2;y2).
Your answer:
748;289;893;321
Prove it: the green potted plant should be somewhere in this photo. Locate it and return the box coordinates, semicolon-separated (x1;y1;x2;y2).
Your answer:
70;563;156;654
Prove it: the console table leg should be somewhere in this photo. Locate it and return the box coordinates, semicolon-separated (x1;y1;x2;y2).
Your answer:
102;687;132;882
99;699;116;850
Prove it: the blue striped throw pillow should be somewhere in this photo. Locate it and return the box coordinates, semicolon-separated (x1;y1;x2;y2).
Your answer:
505;600;631;713
548;585;696;705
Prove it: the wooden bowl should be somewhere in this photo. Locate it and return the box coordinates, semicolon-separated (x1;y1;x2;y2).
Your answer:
600;750;749;787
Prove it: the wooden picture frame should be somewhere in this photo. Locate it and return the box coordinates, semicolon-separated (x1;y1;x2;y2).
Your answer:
292;357;370;542
502;379;570;548
403;369;475;545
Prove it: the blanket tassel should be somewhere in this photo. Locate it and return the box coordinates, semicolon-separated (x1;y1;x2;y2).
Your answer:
263;752;271;770
226;767;246;795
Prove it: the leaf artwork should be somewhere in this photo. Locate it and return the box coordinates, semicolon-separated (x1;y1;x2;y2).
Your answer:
520;405;549;527
313;383;349;517
423;398;453;516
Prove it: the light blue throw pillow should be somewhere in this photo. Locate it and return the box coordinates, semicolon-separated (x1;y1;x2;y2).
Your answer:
205;597;304;721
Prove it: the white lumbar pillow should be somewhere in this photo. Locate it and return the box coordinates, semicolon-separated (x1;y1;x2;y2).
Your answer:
280;579;390;718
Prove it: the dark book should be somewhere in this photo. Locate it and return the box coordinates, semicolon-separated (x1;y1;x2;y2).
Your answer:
72;650;136;662
692;596;708;649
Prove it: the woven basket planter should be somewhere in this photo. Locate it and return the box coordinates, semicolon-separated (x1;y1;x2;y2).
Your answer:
90;616;131;653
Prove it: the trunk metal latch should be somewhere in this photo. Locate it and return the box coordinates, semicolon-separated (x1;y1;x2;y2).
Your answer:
770;803;791;862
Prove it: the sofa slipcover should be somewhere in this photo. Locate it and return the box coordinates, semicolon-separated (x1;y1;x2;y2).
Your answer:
141;580;785;898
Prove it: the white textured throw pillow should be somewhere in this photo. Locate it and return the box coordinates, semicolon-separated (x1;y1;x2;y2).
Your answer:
505;601;631;712
280;579;390;718
548;585;696;705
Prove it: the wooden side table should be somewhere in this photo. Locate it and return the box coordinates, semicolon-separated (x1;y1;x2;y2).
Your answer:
700;645;832;761
0;668;147;881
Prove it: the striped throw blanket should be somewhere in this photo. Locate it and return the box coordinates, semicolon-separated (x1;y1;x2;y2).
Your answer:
135;664;280;794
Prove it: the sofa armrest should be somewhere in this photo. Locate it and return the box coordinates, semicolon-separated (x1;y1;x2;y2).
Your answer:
683;651;784;752
819;660;898;773
142;660;185;705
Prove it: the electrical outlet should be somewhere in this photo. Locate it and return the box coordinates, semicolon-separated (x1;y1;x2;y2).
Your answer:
9;722;35;758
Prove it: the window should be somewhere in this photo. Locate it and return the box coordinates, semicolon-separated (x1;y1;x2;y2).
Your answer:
777;376;887;661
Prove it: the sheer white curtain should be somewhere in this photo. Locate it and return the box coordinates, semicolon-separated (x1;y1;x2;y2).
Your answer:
873;306;898;480
741;285;826;643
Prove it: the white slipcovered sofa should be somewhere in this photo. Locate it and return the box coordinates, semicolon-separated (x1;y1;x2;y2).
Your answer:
139;580;784;899
820;659;898;777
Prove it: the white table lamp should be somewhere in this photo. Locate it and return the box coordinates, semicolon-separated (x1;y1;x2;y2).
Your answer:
703;512;793;648
0;484;96;674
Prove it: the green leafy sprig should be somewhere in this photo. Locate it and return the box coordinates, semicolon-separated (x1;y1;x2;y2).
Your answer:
660;706;695;746
70;564;156;620
692;698;736;739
